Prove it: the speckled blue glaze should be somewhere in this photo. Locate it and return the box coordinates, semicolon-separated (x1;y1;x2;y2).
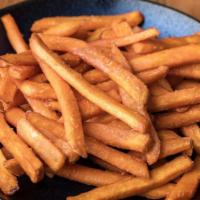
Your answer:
0;0;200;200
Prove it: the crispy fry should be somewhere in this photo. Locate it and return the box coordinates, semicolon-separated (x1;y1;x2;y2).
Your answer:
31;11;144;32
86;136;149;178
112;21;133;37
90;28;159;47
131;44;200;72
4;158;24;177
87;27;109;41
1;14;28;53
57;163;130;186
31;34;148;133
9;65;40;80
84;122;150;152
0;150;19;195
67;156;193;200
36;58;86;158
1;147;13;159
17;118;65;171
30;73;47;82
73;62;92;73
26;112;79;162
61;53;81;67
0;113;44;183
155;104;200;129
96;80;117;91
166;157;200;200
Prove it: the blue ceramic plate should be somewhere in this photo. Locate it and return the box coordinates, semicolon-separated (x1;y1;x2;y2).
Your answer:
0;0;199;199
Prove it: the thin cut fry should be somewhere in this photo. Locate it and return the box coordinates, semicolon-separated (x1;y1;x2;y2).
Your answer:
17;118;65;172
1;14;28;53
0;150;19;195
86;136;149;178
0;113;44;183
67;156;193;200
30;34;148;133
131;44;200;72
57;164;130;186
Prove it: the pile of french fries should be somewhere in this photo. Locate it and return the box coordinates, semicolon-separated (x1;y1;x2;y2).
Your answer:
0;10;200;200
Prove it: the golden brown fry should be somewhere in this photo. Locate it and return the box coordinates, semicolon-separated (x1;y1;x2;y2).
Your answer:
4;158;24;177
0;113;44;183
57;163;130;186
36;58;87;158
17;118;65;171
31;34;148;133
30;73;47;82
61;53;81;67
149;87;200;112
87;27;109;41
31;11;143;32
182;124;200;154
1;147;13;159
1;14;28;53
84;122;150;152
86;136;149;178
90;28;159;47
158;130;179;141
155;104;200;129
67;156;193;200
166;157;200;200
9;65;40;80
96;80;117;91
112;21;133;37
0;150;19;195
26;112;79;162
20;80;57;99
131;44;200;72
176;80;200;90
43;21;80;36
73;62;92;73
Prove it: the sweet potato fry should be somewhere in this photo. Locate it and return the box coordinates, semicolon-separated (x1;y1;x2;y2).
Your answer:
61;53;81;67
30;34;148;133
90;28;159;47
36;58;87;158
26;112;79;162
149;87;200;112
0;113;44;183
43;21;80;36
155;104;200;129
9;65;40;80
86;136;149;178
4;158;24;177
57;163;130;186
166;157;200;200
84;122;150;152
67;156;193;200
131;44;200;72
17;118;65;171
182;124;200;154
31;11;144;32
1;14;28;53
0;150;19;195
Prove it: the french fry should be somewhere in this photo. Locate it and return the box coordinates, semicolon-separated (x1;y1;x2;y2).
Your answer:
166;157;200;200
96;80;117;91
9;65;40;80
176;80;200;90
149;87;200;112
39;35;149;108
87;27;109;41
112;21;134;37
1;147;13;159
85;136;149;178
30;73;47;82
36;58;87;158
20;80;57;99
57;163;130;186
0;113;44;183
155;104;200;129
67;155;193;200
131;44;200;72
17;118;65;171
61;53;81;67
91;114;116;124
73;62;92;73
90;28;159;47
31;11;144;32
182;124;200;154
30;34;148;133
0;150;19;195
158;130;179;141
4;158;24;177
5;107;25;127
26;112;79;162
1;51;37;66
43;21;80;36
84;122;150;152
1;14;28;53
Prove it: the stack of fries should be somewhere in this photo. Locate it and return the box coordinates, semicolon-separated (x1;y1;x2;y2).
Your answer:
0;10;200;200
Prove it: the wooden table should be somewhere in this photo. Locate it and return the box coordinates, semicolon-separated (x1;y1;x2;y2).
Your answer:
0;0;200;21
